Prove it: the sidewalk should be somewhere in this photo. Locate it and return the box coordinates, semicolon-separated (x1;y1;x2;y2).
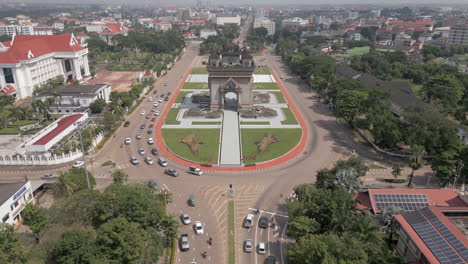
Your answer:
219;110;241;165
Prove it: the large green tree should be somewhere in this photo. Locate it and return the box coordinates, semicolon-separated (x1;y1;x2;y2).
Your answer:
335;89;368;127
431;148;459;186
22;203;49;240
47;229;103;264
421;75;464;112
0;224;26;264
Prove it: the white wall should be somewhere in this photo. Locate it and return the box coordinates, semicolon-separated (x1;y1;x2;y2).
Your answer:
0;181;34;226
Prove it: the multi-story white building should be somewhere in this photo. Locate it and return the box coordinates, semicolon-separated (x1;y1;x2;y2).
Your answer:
0;33;90;99
53;22;65;31
213;15;241;26
154;21;172;32
200;28;217;39
282;17;309;30
254;18;276;36
449;24;468;46
255;8;266;19
85;22;105;33
0;25;34;36
0;181;34;226
98;23;128;45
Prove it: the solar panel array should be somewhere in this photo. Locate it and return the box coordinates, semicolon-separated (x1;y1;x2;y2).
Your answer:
420;208;468;262
404;210;466;264
374;193;429;212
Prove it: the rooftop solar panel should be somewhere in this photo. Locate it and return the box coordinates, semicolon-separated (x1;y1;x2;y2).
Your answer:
404;210;466;264
374;193;429;212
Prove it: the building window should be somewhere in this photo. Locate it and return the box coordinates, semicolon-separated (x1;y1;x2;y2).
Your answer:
10;200;18;211
2;213;9;223
3;68;14;83
64;60;72;72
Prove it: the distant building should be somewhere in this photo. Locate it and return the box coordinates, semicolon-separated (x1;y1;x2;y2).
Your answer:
0;25;34;36
449;24;468;46
255;8;266;19
36;84;111;114
98;23;128;45
389;20;434;31
0;33;90;99
53;22;65;31
33;24;53;36
213;15;241;26
433;26;450;38
254;18;275;36
0;181;34;226
85;22;105;33
282;17;308;30
154;21;172;32
200;28;217;39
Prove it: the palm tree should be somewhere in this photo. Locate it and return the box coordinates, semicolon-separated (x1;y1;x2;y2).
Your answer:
352;216;380;243
7;106;22;121
0;109;11;128
44;97;55;113
408;145;426;187
53;172;76;198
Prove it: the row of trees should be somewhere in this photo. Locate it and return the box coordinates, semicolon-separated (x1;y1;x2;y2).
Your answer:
8;167;175;264
246;27;270;53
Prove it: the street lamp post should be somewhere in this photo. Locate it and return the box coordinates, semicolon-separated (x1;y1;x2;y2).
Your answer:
75;121;91;190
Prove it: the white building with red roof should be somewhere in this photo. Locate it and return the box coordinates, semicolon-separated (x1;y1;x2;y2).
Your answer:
389;20;434;31
0;33;90;99
98;23;128;45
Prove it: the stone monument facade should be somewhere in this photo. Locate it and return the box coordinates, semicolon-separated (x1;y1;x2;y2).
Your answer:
207;46;255;111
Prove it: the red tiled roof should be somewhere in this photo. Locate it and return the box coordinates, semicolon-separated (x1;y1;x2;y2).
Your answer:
357;189;467;214
390;20;434;26
395;206;468;264
0;34;85;64
104;23;123;33
144;70;152;76
32;114;83;145
0;84;16;95
38;17;50;21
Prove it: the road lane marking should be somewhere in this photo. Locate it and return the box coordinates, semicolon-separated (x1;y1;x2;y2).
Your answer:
254;212;261;264
280;222;288;264
248;208;288;218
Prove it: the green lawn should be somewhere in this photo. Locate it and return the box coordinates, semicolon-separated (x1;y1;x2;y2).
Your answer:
228;200;235;264
369;164;386;169
270;91;287;103
333;47;396;57
455;54;468;62
240;121;270;125
162;129;220;164
0;127;20;135
254;82;280;90
281;108;298;125
241;129;302;163
254;68;271;75
191;67;208;74
182;82;208;90
165;109;181;125
192;121;221;125
9;120;40;127
175;91;192;103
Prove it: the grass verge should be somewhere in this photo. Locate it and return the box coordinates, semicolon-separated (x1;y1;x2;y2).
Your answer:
191;67;208;74
228;200;235;264
192;121;221;125
165;109;181;125
270;91;287;103
101;160;115;167
241;128;302;163
368;164;386;169
182;82;208;90
254;82;280;90
162;129;220;164
254;67;271;74
281;108;298;125
240;121;270;125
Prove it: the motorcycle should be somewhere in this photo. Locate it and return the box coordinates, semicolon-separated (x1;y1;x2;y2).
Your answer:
208;237;213;245
202;251;207;258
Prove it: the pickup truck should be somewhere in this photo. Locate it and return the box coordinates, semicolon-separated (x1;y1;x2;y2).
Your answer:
180;234;190;251
188;166;203;176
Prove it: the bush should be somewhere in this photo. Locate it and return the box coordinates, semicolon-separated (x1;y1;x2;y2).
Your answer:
200;163;213;167
244;163;256;167
384;179;406;183
89;99;106;114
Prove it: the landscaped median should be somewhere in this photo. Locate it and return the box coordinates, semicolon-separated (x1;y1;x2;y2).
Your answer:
253;82;280;90
161;129;220;164
270;91;287;103
164;109;181;125
241;129;302;163
254;67;271;75
281;108;299;125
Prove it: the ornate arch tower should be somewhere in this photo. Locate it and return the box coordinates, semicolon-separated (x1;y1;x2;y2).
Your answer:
207;45;255;111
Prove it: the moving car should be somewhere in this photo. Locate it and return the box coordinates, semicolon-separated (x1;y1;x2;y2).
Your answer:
188;166;203;176
265;255;277;264
164;96;169;101
188;195;196;206
151;148;159;155
151;107;156;112
136;133;142;139
140;124;145;129
123;121;130;127
154;111;160;116
244;240;253;253
167;92;172;96
194;221;204;235
40;173;57;180
259;216;268;228
157;98;163;103
125;137;131;145
148;96;152;101
244;214;254;228
140;110;145;115
180;213;191;225
144;157;154;165
146;114;151;119
158;157;167;167
147;180;158;189
165;168;179;177
147;127;153;134
72;160;84;168
138;148;145;155
257;242;266;254
148;138;154;145
153;102;159;107
180;234;190;251
130;156;139;165
164;82;168;86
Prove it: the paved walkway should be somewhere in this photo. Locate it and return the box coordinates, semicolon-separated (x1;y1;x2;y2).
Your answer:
219;110;242;165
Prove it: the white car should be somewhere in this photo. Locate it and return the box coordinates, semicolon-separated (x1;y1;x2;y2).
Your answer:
138;148;145;155
72;160;84;168
136;133;142;139
148;96;152;101
194;221;204;235
144;157;154;165
125;137;131;145
154;111;160;116
244;214;254;228
158;157;168;167
153;102;159;107
157;98;163;103
140;110;145;115
130;156;139;165
181;213;191;225
148;138;154;145
151;107;156;112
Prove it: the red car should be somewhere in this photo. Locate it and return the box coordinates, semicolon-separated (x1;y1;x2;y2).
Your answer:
151;117;156;122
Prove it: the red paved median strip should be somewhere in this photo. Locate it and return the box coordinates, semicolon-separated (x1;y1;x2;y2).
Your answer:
154;66;308;171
